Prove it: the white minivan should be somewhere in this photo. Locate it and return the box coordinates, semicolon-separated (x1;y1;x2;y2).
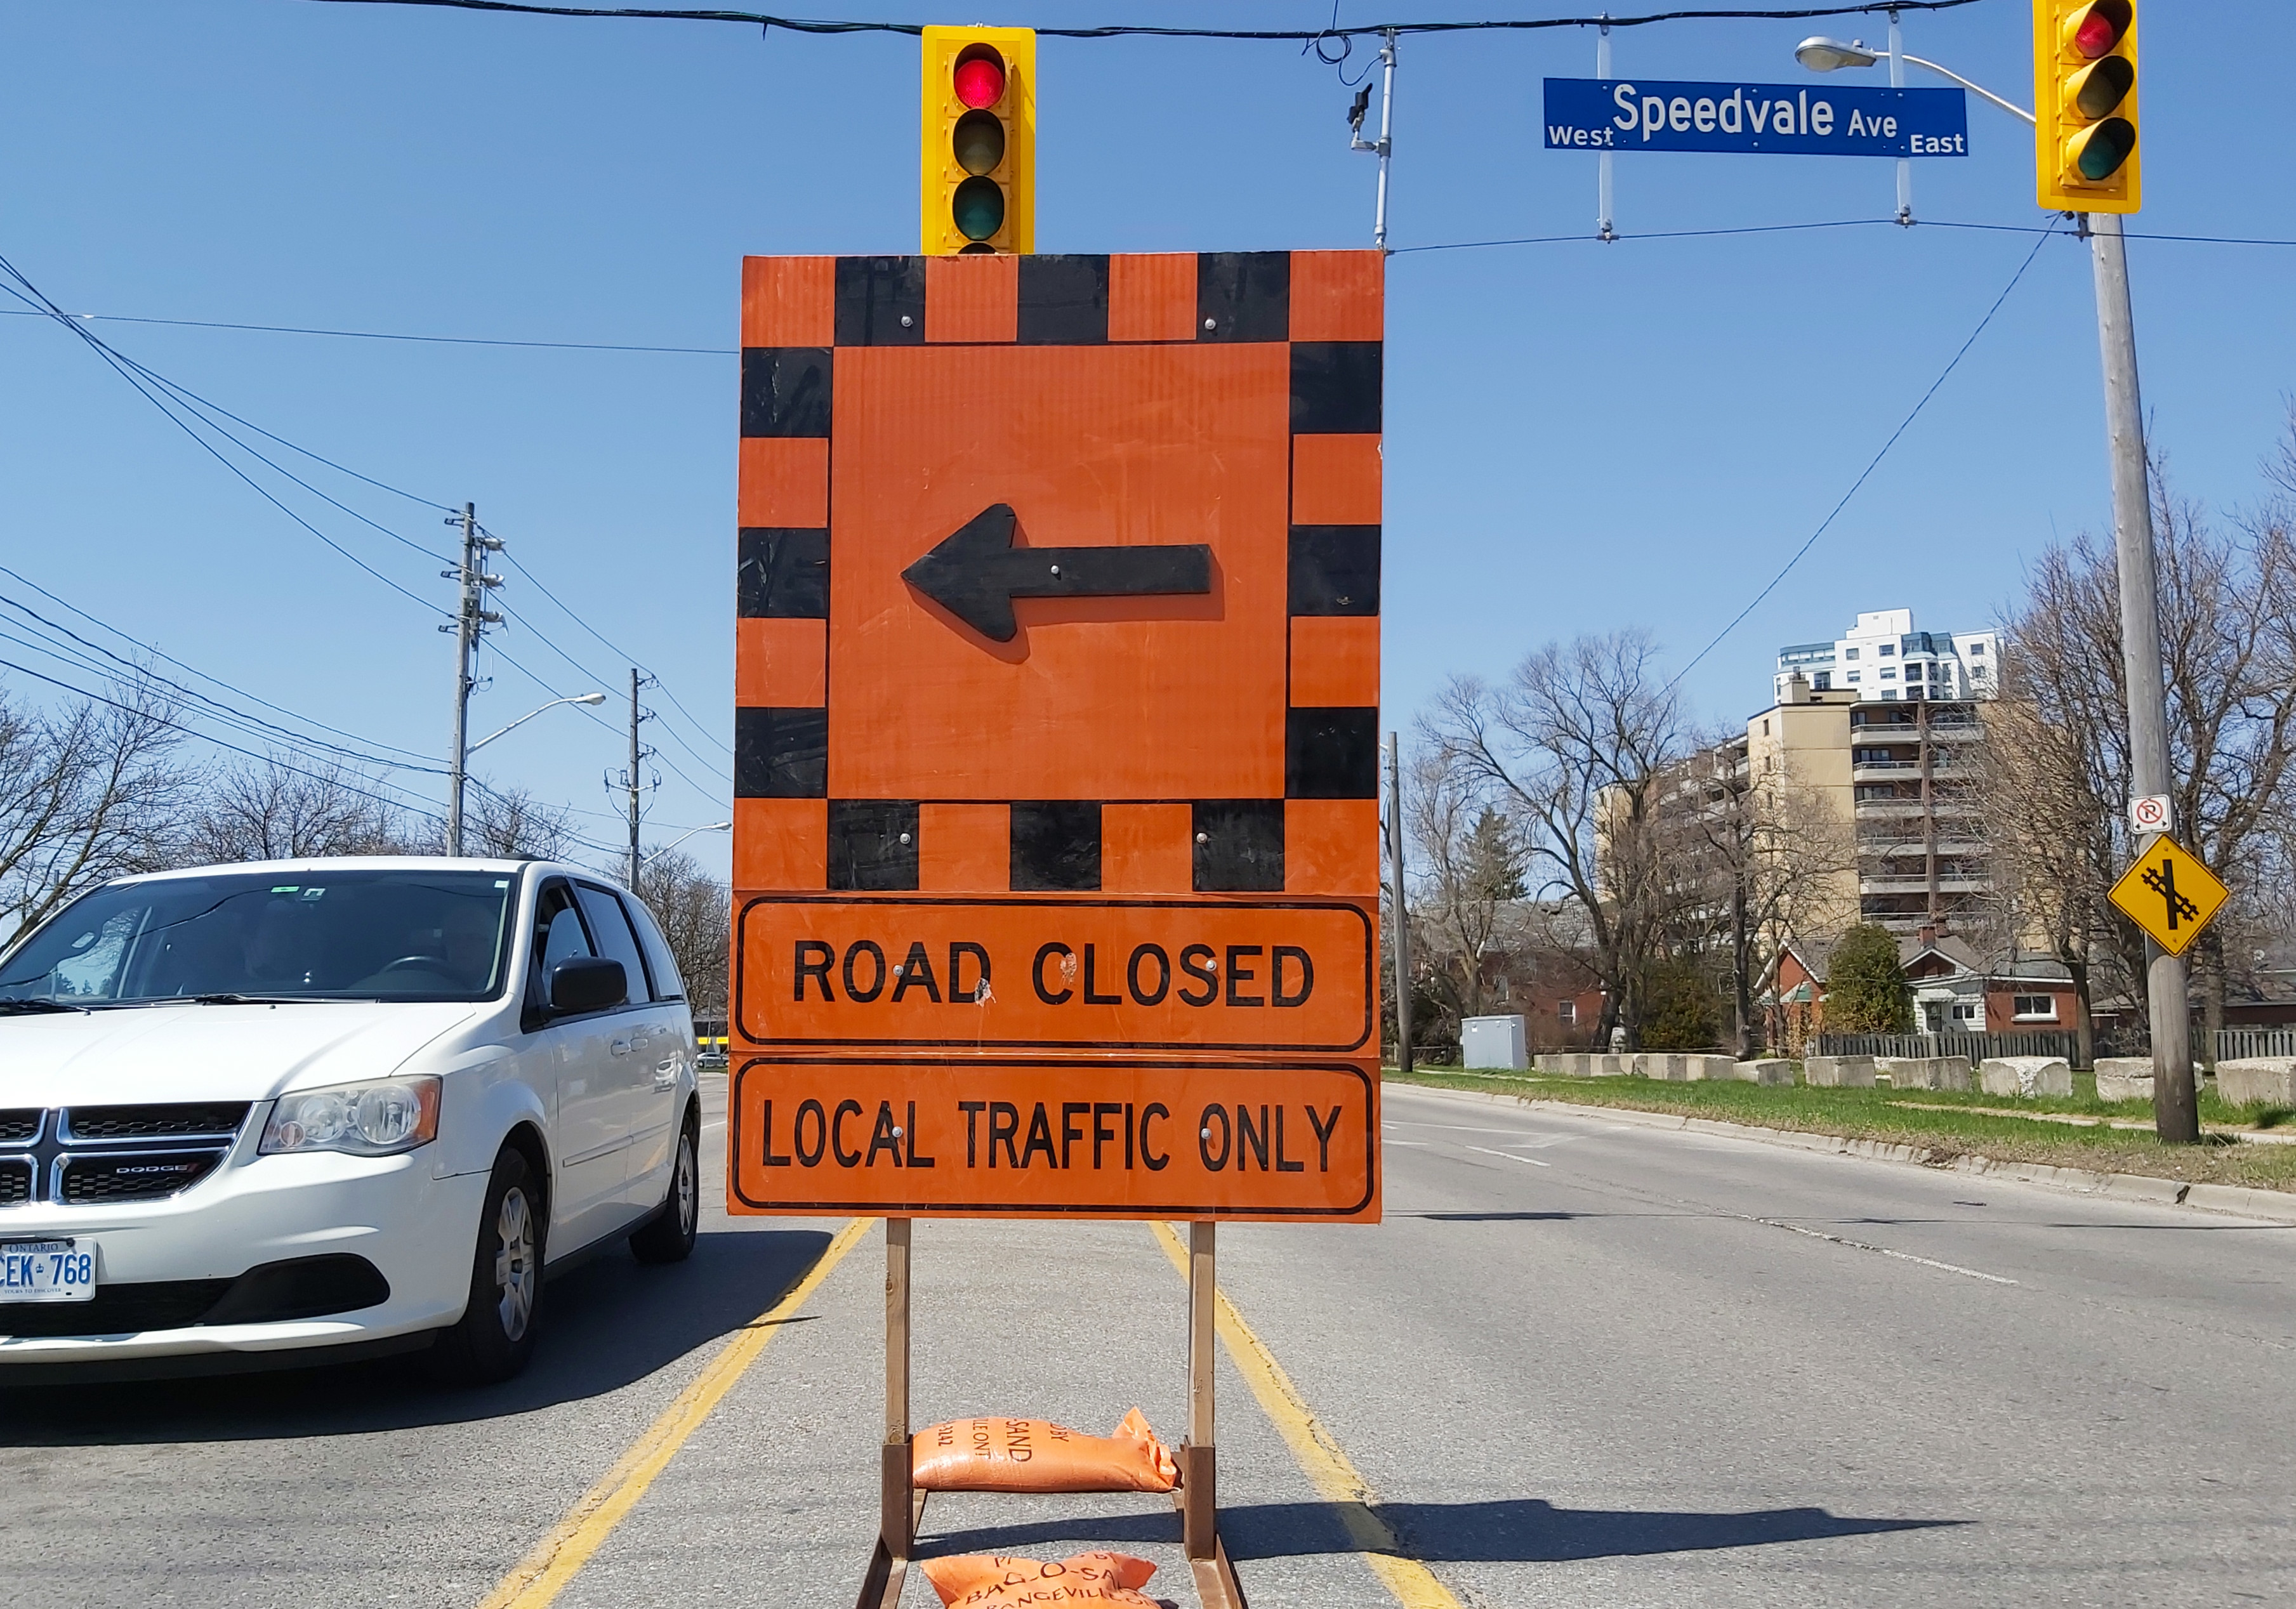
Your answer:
0;857;701;1382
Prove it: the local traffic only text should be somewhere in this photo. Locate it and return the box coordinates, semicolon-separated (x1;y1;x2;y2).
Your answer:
727;1060;1378;1219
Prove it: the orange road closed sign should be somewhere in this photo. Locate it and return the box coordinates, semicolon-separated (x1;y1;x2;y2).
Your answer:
728;248;1383;1222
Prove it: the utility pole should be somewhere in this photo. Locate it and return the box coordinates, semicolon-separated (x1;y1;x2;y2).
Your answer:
441;502;501;857
1385;733;1414;1074
1889;8;1912;225
626;667;645;889
1348;31;1397;251
1595;15;1615;241
2087;211;2196;1143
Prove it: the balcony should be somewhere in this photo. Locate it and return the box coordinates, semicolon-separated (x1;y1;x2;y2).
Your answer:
1859;873;1992;895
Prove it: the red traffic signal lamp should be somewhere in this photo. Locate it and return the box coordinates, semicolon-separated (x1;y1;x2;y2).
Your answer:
921;25;1036;255
2035;1;2140;211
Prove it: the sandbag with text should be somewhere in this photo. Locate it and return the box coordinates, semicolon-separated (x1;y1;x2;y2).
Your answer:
911;1409;1178;1493
919;1551;1159;1606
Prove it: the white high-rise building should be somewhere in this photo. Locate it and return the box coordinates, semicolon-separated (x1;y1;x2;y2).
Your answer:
1772;608;2000;707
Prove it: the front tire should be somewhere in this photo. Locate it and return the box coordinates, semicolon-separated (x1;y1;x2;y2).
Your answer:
630;1111;699;1265
433;1145;544;1384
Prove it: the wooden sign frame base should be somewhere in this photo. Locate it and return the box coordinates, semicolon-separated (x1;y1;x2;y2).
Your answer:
855;1219;1248;1609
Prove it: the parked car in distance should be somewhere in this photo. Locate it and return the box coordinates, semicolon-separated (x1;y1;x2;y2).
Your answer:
0;857;701;1383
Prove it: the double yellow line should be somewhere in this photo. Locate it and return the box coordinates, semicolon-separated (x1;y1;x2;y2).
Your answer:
475;1216;873;1609
478;1216;1460;1609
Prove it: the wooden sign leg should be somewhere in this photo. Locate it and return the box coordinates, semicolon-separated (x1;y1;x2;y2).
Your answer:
1184;1219;1216;1560
1181;1221;1247;1608
859;1218;916;1609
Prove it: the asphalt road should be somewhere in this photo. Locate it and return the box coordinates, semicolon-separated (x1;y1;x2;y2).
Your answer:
4;1075;2292;1608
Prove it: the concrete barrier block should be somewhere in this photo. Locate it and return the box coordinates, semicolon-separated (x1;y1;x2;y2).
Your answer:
1676;1054;1728;1080
1978;1056;2073;1098
2092;1058;2154;1103
1590;1054;1627;1077
1878;1056;1972;1092
2216;1058;2296;1108
1804;1056;1876;1088
1731;1058;1796;1085
1644;1053;1687;1080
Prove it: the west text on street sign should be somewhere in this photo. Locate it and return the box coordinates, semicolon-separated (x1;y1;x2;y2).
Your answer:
729;250;1384;1223
2108;834;2229;957
1543;78;1969;157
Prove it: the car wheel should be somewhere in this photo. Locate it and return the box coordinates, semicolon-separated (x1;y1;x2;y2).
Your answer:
630;1110;699;1265
432;1144;545;1384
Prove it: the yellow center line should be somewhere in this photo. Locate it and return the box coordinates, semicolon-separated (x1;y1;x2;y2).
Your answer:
1145;1221;1463;1609
475;1216;874;1609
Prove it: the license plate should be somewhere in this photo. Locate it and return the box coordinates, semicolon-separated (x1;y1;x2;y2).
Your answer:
0;1240;95;1303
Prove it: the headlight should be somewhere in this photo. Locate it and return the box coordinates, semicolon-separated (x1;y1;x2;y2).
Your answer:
261;1076;440;1157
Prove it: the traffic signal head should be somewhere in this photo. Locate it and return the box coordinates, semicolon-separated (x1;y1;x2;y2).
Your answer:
2034;1;2140;212
921;25;1036;256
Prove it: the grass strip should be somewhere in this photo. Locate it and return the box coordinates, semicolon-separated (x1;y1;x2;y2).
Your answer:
1385;1069;2296;1194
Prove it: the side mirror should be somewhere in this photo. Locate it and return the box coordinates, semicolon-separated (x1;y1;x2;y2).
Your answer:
548;957;627;1016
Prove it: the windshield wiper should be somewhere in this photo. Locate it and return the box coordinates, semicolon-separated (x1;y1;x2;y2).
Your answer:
0;998;88;1015
187;993;323;1006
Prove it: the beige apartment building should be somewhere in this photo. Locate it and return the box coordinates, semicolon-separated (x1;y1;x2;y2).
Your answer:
1747;612;1993;937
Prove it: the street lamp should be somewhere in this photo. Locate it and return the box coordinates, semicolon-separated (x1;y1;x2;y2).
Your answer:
1793;35;2036;124
468;692;609;756
640;820;733;870
447;692;607;856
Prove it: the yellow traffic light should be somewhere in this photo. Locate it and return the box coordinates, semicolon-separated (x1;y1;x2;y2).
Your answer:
920;24;1036;256
2034;1;2139;213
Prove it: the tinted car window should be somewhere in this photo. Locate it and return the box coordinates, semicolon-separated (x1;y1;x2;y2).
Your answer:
622;895;685;1002
0;869;516;1004
574;884;647;1006
539;902;593;973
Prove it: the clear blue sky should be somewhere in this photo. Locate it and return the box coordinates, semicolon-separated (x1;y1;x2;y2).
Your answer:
4;1;2292;881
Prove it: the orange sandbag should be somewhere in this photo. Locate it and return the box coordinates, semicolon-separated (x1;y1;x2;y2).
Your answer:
912;1409;1178;1494
919;1551;1159;1606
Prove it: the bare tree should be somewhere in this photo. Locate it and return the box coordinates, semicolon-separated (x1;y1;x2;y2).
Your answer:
404;780;579;862
1401;740;1523;1035
0;679;186;940
1423;630;1689;1048
178;756;410;865
1660;739;1857;1058
1987;426;2296;1051
632;846;730;1016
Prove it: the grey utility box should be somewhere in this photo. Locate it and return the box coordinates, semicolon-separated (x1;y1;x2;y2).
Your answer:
1461;1015;1530;1071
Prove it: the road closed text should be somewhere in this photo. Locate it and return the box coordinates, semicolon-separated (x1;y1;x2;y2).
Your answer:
727;1060;1378;1220
736;895;1374;1053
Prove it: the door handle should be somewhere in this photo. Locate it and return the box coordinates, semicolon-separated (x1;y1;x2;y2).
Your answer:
610;1038;632;1056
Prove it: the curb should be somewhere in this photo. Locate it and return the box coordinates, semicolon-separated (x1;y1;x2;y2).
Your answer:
1387;1080;2296;1225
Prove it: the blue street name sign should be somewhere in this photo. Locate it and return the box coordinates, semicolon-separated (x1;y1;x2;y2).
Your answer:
1543;77;1968;157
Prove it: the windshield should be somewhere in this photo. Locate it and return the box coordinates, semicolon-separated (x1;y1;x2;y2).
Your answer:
0;869;519;1005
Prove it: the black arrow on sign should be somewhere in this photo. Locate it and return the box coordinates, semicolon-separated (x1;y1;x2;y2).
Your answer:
902;503;1213;643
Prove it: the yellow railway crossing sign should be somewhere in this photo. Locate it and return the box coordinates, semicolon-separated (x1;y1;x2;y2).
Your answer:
2108;834;2229;956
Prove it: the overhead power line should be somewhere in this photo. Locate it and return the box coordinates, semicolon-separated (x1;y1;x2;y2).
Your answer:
0;263;449;617
1668;223;2061;688
0;655;451;826
292;1;1988;41
0;560;441;770
0;306;728;355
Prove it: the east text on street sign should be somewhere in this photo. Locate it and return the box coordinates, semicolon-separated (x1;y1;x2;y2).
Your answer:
2107;834;2229;957
1543;78;1969;157
729;250;1384;1223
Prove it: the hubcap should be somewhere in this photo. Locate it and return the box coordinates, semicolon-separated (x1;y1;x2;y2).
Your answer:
494;1185;536;1341
675;1133;697;1235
